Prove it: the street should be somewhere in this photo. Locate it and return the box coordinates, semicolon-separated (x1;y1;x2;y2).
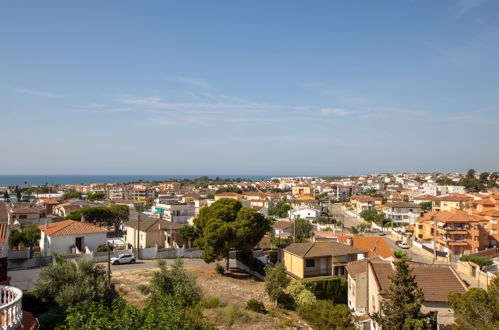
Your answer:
329;203;364;228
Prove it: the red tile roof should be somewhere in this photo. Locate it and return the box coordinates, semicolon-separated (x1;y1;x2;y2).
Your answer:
337;236;394;258
39;220;107;236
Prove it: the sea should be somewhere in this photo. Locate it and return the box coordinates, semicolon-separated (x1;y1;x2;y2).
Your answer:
0;174;287;186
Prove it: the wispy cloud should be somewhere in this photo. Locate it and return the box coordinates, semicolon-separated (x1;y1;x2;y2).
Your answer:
454;0;486;17
18;89;64;98
165;76;211;88
116;96;280;112
320;108;352;116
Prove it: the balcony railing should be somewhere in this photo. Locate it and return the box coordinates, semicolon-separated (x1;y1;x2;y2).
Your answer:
0;285;23;330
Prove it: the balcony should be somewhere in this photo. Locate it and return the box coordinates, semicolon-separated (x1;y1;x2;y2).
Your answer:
0;285;23;329
437;237;468;246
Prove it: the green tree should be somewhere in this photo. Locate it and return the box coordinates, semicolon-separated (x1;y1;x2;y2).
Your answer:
180;225;199;248
34;258;114;310
62;190;83;200
467;169;476;179
420;201;432;213
60;296;143;330
294;218;313;243
8;224;41;249
284;280;317;307
264;262;290;306
194;198;271;270
371;258;436;329
215;186;243;194
2;191;9;199
297;300;355;330
87;192;106;201
269;202;291;218
109;204;129;235
448;277;499;330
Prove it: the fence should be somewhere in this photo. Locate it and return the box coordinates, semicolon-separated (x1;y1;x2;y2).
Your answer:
7;249;30;260
456;260;497;289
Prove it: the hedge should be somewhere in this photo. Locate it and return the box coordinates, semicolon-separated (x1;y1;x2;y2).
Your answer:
303;278;348;304
267;250;278;264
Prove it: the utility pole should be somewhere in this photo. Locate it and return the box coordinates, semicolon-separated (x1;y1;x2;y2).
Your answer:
432;216;437;263
107;241;111;284
136;213;140;259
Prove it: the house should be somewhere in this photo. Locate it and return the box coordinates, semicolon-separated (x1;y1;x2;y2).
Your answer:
291;185;313;196
350;195;377;216
432;194;473;212
271;220;294;237
130;188;155;200
36;197;60;213
38;220;108;255
382;202;421;225
124;217;185;248
289;206;320;220
282;241;366;280
10;206;47;225
154;204;196;224
346;258;468;329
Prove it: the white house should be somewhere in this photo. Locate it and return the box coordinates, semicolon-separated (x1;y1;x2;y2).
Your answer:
38;220;107;256
289;206;321;220
154;204;196;224
382;202;422;225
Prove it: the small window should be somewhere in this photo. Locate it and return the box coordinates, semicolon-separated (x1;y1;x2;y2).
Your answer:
306;259;315;267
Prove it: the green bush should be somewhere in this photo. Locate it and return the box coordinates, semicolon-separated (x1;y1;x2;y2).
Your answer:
218;304;253;327
96;244;113;253
304;278;348;304
246;299;266;313
268;250;278;264
460;255;493;268
285;280;317;307
198;298;220;309
297;300;354;330
215;263;225;275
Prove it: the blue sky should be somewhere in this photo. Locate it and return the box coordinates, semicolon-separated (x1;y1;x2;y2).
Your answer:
1;0;498;175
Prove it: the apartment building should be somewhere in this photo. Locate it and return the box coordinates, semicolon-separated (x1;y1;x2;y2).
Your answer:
414;211;491;255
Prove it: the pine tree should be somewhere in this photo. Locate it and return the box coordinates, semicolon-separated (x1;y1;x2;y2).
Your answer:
371;259;436;329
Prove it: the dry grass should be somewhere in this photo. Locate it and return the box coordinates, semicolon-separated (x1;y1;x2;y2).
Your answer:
111;265;304;329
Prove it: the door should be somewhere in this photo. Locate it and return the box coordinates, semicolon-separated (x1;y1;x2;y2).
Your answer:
75;237;84;251
320;257;327;274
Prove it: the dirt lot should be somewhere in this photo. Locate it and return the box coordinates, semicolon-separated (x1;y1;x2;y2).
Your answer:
112;265;306;329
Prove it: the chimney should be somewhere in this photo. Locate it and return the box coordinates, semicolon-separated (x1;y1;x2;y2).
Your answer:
347;237;353;246
45;218;48;230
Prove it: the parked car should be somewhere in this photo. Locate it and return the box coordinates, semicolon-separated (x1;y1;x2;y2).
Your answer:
372;228;386;236
397;241;409;249
110;253;136;265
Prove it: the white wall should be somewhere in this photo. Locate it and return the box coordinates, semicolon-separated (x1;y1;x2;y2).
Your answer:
41;232;107;255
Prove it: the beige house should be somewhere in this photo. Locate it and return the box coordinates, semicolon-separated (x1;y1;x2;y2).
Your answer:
282;242;366;280
124;217;185;248
346;258;468;329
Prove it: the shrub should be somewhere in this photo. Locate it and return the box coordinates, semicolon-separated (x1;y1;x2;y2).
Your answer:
297;300;354;330
218;304;253;326
96;244;113;253
215;263;225;275
198;298;220;309
246;299;266;313
268;250;278;264
459;255;493;268
284;280;317;307
304;278;348;304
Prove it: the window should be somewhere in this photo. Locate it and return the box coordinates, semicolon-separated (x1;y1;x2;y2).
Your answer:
474;236;478;241
418;225;423;229
490;219;497;224
19;215;27;219
491;230;497;234
306;259;315;267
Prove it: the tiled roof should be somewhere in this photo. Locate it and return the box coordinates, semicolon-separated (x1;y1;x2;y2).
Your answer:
272;220;293;230
39;220;107;236
283;241;366;258
0;223;8;245
371;262;468;302
351;195;377;201
421;210;483;223
383;202;421;209
0;203;7;222
336;236;394;258
124;218;184;231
